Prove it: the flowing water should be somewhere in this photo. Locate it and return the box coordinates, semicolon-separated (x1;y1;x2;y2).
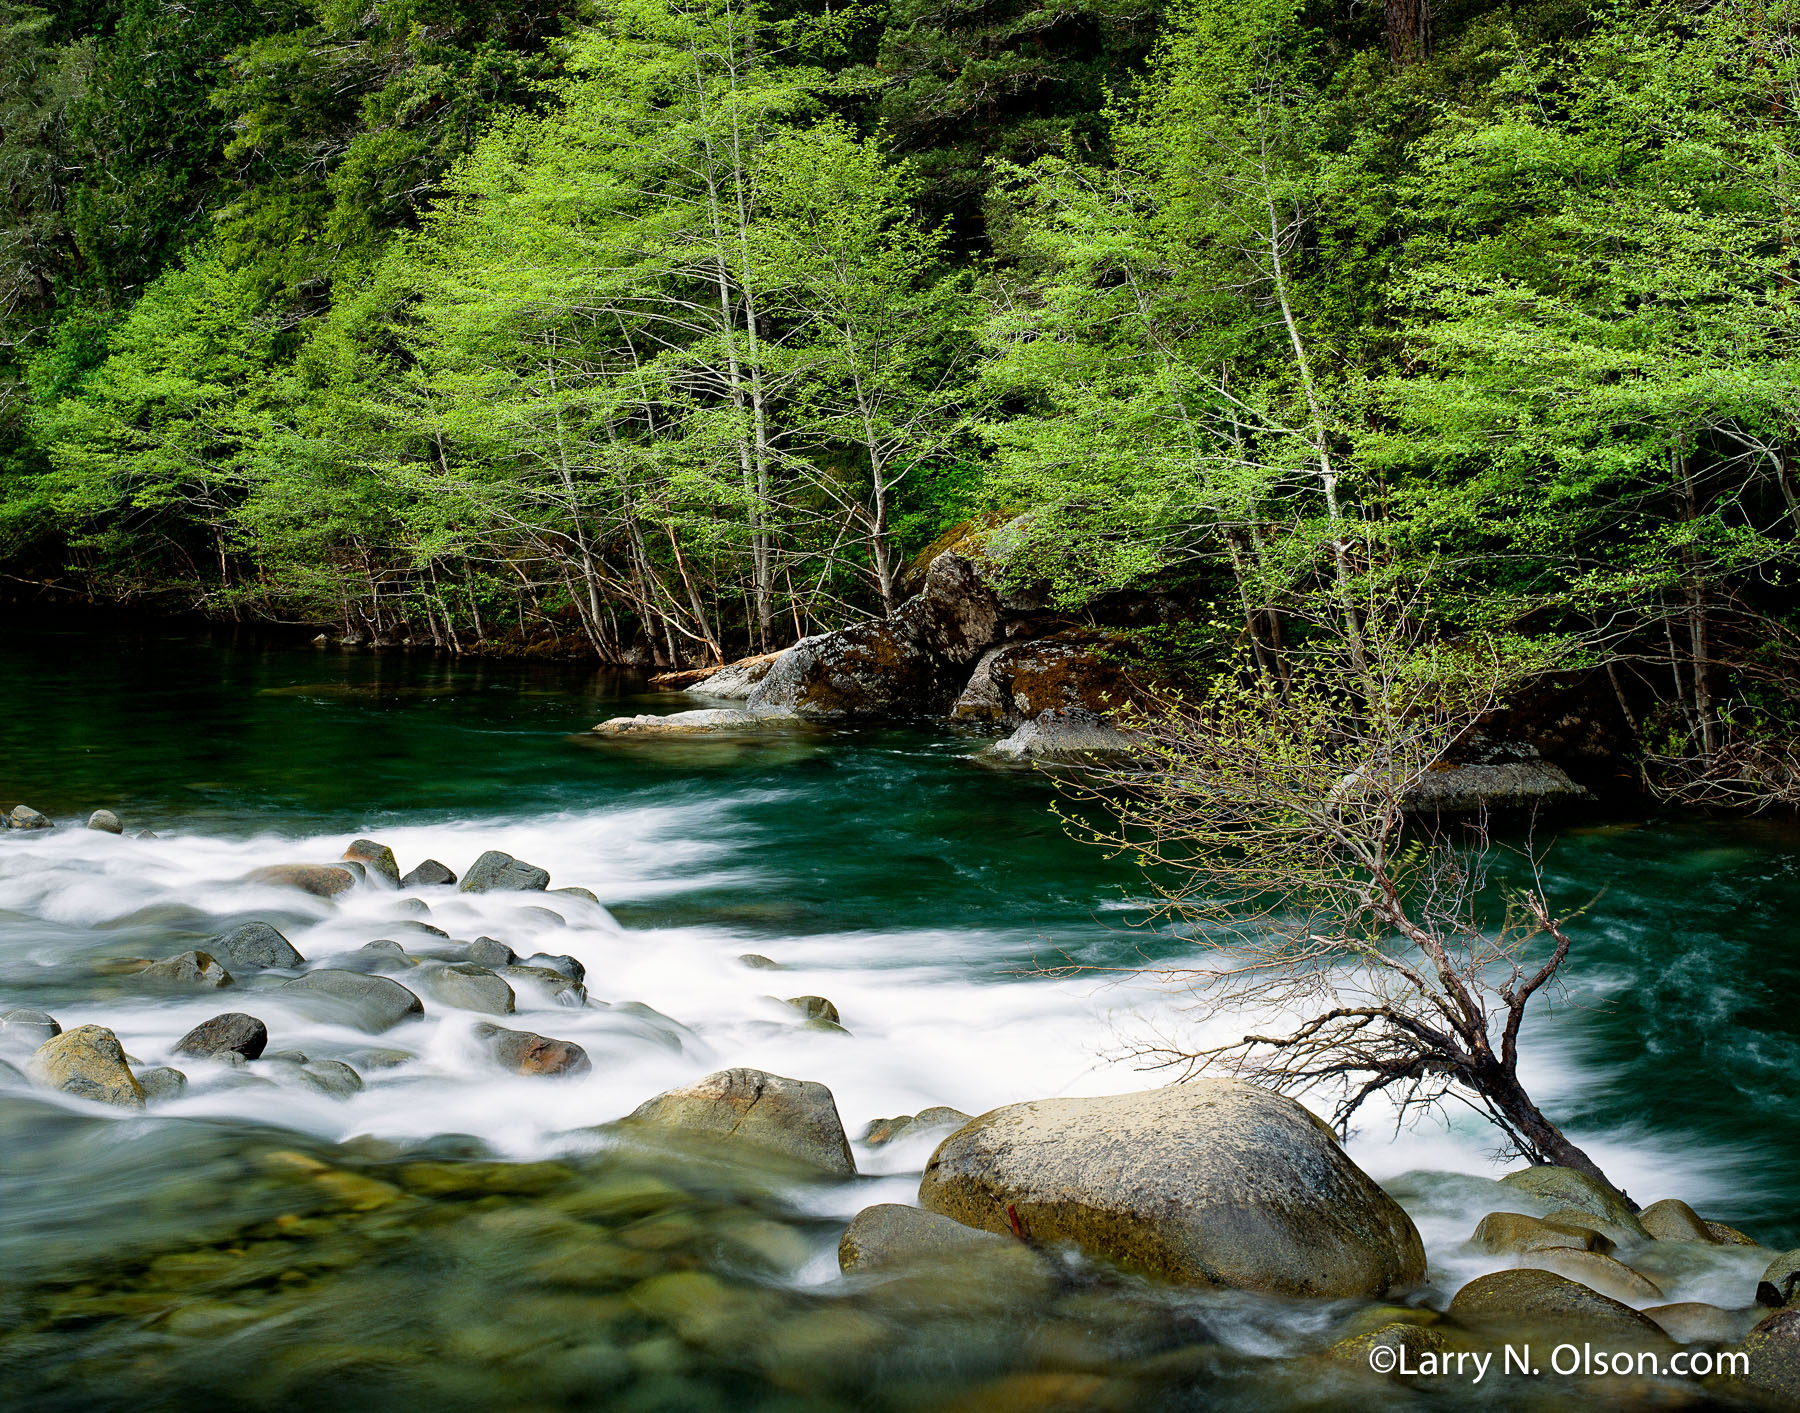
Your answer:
1;624;1796;1411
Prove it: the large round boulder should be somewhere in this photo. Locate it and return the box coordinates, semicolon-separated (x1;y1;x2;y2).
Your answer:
625;1067;856;1176
243;863;358;897
175;1012;269;1062
28;1025;145;1108
915;1079;1425;1297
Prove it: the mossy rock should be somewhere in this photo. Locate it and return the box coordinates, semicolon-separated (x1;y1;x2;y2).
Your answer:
837;1203;1016;1273
1498;1165;1648;1239
1758;1250;1800;1309
28;1025;145;1108
1472;1210;1614;1256
1447;1268;1666;1342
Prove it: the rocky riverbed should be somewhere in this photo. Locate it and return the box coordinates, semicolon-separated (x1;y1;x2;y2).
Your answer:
3;804;1798;1411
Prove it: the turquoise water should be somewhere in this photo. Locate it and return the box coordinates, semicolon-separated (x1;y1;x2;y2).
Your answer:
1;625;1796;1410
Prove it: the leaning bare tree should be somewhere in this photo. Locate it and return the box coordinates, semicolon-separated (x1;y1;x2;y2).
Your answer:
1059;625;1630;1200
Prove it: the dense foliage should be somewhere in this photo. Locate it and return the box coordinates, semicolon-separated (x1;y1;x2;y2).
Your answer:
3;0;1798;793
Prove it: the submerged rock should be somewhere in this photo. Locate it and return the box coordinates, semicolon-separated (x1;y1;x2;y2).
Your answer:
206;922;304;971
499;964;586;1007
244;863;358;897
1498;1165;1648;1239
591;707;798;736
137;950;233;989
916;1079;1426;1298
342;839;401;885
424;964;515;1016
277;970;424;1033
863;1107;972;1149
138;1066;188;1104
467;936;517;968
1645;1302;1762;1344
87;809;123;834
474;1022;591;1076
1403;761;1593;814
7;804;52;829
1448;1268;1664;1339
28;1025;145;1108
1523;1248;1663;1303
838;1203;1016;1272
981;708;1139;766
737;953;779;970
0;1008;62;1053
459;850;550;893
626;1068;856;1176
301;1059;364;1098
522;952;586;985
400;858;457;887
175;1012;269;1062
549;885;600;907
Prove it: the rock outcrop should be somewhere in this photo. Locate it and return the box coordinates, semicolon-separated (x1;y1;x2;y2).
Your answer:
953;633;1131;728
916;1080;1425;1297
625;1067;856;1176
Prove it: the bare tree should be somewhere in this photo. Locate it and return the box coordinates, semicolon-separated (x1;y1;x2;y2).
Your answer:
1057;625;1629;1198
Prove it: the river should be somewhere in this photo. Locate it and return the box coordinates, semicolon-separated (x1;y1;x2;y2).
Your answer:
1;624;1795;1410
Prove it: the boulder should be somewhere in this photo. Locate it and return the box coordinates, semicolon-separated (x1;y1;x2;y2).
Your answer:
342;839;400;885
916;1079;1425;1297
459;850;550;893
626;1067;855;1176
300;1059;364;1098
838;1203;1017;1272
1644;1303;1762;1344
1524;1248;1663;1304
277;970;424;1033
206;922;304;971
981;708;1140;766
522;952;586;985
400;858;457;888
1448;1268;1665;1340
1638;1197;1717;1243
28;1025;144;1108
549;885;600;906
499;964;587;1007
1705;1220;1763;1247
474;1023;591;1076
747;621;957;721
137;950;233;989
1539;1207;1644;1248
1758;1250;1800;1309
0;1008;62;1053
175;1012;269;1062
86;809;123;834
1730;1308;1800;1403
1498;1165;1648;1239
1472;1210;1614;1256
243;863;358;897
1404;761;1593;814
681;652;782;700
863;1107;973;1149
137;1065;188;1104
785;995;839;1025
467;937;517;968
738;953;779;970
424;963;515;1016
7;804;52;829
952;634;1132;728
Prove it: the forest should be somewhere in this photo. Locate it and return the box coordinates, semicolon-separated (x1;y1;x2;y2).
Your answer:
2;0;1799;800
